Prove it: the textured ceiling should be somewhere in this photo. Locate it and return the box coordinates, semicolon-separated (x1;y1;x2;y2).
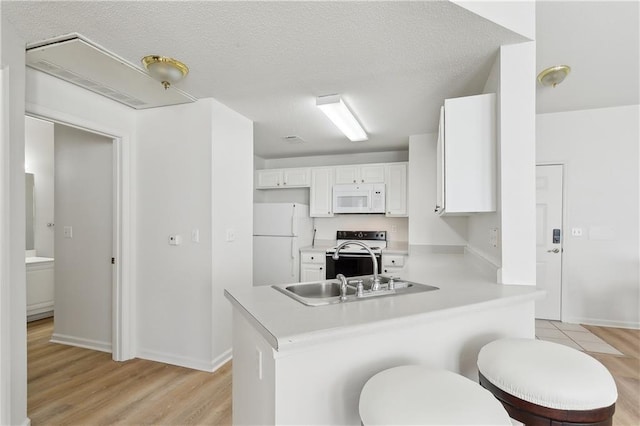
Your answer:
536;1;639;114
3;1;526;158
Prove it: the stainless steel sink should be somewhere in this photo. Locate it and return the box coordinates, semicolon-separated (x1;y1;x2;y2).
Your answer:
284;281;356;298
272;275;439;307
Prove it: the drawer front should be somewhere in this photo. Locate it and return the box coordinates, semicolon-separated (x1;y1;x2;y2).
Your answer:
301;252;324;264
382;255;405;267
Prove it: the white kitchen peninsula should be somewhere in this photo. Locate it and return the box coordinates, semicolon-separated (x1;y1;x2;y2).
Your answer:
225;250;543;425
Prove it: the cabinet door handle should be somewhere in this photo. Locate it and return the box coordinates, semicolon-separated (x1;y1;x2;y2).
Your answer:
434;205;440;212
311;256;314;260
320;267;323;270
361;179;364;183
391;260;395;264
353;179;356;183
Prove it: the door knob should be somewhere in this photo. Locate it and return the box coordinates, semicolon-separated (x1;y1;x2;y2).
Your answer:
547;248;560;253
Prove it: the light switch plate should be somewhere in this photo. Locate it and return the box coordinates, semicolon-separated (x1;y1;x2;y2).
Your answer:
168;235;182;245
226;229;235;242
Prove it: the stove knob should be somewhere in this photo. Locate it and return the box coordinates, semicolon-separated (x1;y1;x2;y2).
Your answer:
357;232;363;238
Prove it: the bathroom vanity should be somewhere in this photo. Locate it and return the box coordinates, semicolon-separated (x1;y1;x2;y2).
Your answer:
26;255;54;320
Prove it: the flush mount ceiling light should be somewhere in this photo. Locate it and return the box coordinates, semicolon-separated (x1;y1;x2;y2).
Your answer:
537;65;571;88
316;94;368;141
141;55;189;90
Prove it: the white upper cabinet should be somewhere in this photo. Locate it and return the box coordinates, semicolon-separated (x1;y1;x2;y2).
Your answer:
334;164;385;184
436;93;496;215
256;168;310;189
282;168;310;187
385;163;408;217
256;169;283;188
310;167;334;217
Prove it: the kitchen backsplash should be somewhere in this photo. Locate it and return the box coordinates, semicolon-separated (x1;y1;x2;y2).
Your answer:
313;215;408;242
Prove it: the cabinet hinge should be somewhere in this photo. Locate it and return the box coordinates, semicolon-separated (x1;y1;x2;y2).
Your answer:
111;257;115;265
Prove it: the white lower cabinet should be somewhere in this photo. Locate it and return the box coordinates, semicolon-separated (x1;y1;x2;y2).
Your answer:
26;259;55;319
381;254;406;276
300;251;326;282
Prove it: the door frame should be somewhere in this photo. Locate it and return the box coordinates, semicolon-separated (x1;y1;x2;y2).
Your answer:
26;104;133;362
536;162;567;322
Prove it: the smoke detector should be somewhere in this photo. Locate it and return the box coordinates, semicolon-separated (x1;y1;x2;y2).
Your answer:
283;135;307;144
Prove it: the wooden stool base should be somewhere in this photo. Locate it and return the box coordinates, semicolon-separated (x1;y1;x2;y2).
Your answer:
479;373;615;426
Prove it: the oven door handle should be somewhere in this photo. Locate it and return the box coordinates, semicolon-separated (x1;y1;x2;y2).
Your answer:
326;253;381;259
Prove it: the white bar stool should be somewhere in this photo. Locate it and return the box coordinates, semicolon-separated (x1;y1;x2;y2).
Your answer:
478;338;618;426
359;365;512;425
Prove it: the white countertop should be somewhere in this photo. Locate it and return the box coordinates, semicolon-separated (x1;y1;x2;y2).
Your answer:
225;252;544;352
26;256;54;264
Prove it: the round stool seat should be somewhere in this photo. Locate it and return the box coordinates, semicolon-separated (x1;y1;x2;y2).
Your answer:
359;365;511;425
478;338;618;410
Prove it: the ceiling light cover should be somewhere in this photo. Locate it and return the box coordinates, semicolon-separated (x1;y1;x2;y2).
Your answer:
537;65;571;88
141;55;189;89
316;95;368;141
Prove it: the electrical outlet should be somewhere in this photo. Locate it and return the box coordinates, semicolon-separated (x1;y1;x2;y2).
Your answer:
63;226;73;239
191;228;200;243
489;228;499;248
226;229;235;242
571;228;583;237
168;235;182;246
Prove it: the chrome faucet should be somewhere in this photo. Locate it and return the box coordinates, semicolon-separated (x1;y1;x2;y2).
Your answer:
336;273;348;301
332;241;381;291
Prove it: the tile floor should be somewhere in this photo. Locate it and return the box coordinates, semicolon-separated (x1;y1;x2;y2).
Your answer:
535;320;623;355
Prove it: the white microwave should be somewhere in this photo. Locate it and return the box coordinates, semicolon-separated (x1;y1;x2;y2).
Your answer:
333;183;385;214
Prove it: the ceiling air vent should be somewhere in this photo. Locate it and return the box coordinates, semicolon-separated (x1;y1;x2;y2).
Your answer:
26;34;196;110
283;135;306;144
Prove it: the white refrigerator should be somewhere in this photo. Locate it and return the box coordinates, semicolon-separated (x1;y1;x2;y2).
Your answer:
253;203;314;286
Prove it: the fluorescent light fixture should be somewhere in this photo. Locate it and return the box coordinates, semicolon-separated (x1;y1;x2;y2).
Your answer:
316;94;368;141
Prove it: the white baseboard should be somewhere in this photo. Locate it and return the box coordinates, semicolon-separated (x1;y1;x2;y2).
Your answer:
563;316;640;330
464;246;500;280
211;349;232;372
50;333;112;353
137;348;233;372
21;417;31;426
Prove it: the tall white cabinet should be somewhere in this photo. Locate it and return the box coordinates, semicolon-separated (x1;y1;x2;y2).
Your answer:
310;167;334;217
436;93;496;215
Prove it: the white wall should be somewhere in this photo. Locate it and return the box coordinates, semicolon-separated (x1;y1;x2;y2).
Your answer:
136;99;253;371
467;52;501;266
314;216;408;243
537;105;640;328
262;150;408;169
408;133;467;246
53;124;113;350
497;42;537;285
25;116;55;258
0;16;28;426
211;99;253;364
136;101;215;370
453;0;535;40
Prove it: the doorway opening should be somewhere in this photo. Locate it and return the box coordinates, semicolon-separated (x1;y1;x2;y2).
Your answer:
25;117;115;351
535;163;564;321
27;109;133;361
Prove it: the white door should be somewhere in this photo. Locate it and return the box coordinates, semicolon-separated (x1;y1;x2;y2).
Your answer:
536;164;563;320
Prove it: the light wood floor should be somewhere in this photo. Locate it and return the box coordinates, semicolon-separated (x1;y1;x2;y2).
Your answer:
28;318;231;425
28;319;639;425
